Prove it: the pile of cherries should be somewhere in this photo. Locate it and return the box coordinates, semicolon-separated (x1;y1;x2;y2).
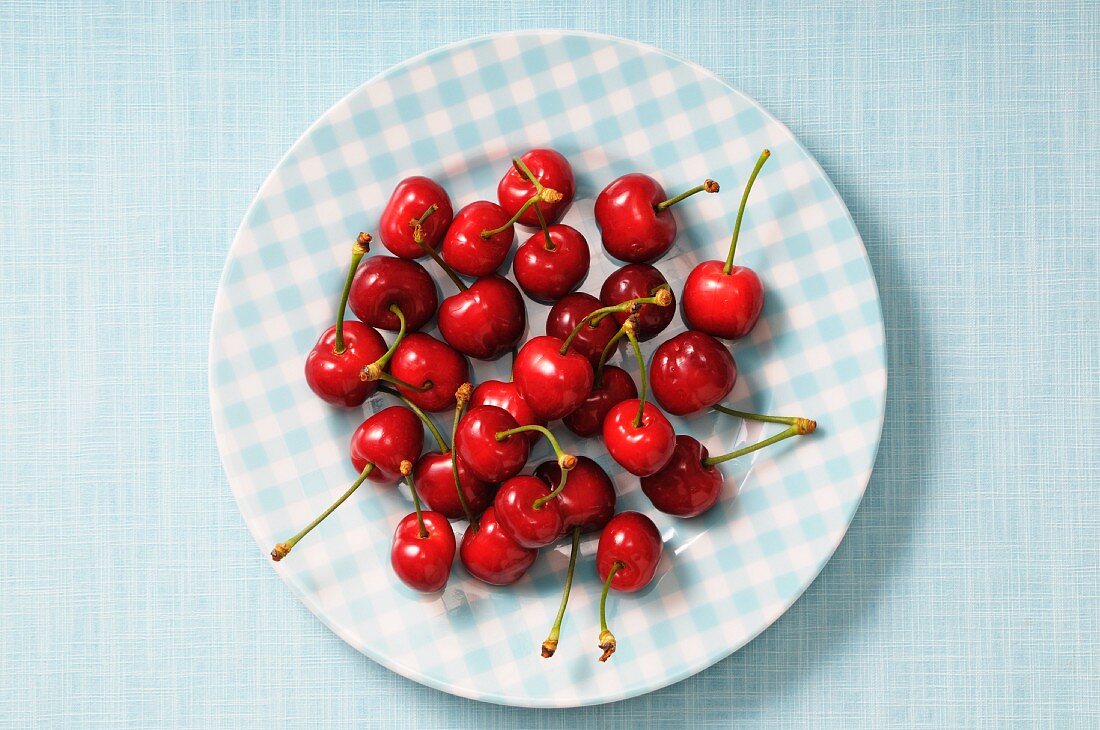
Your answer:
273;148;816;662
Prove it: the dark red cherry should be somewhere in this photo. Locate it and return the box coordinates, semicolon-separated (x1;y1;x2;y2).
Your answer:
596;511;663;592
512;224;590;303
602;399;675;477
391;510;456;592
512;335;595;422
459;506;538;585
348;255;438;332
387;333;469;412
305;320;387;408
379;176;453;259
562;366;637;438
639;435;721;517
545;293;620;367
438;274;526;360
534;456;616;533
470;379;545;447
413;451;495;520
649;330;737;416
599;264;675;341
497;149;575;226
594;174;717;263
494;475;564;549
453;405;530;483
349;406;425;486
441;201;514;277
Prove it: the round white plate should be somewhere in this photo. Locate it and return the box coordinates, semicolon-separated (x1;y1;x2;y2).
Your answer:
210;31;886;707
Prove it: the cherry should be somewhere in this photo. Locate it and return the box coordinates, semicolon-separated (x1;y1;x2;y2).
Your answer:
641;408;817;517
498;150;575;227
545;293;620;367
541;526;581;658
512;223;590;303
534;456;616;533
455;399;575;484
595;511;663;661
390;460;456;593
562;323;638;438
362;332;469;413
599;264;676;341
348;254;438;333
440;201;514;277
379;176;453;259
649;330;737;416
595;174;718;263
470;379;545;447
601;320;675;477
304;233;388;407
270;405;423;561
494;475;566;549
682;149;770;340
459;505;538;586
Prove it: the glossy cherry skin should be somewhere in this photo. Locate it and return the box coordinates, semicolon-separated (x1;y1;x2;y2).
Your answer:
470;379;545;447
453;405;530;483
459;506;538;586
545;293;619;367
649;330;737;416
594;173;678;263
413;451;496;520
348;255;438;332
602;399;676;477
640;435;721;518
534;456;616;533
513;335;595;421
493;476;564;549
441;201;514;277
682;260;765;340
596;511;663;592
349;406;425;486
391;511;456;592
438;275;526;360
389;333;469;412
512;224;590;303
562;366;637;438
497;149;575;226
379;176;453;259
304;321;387;407
599;264;675;341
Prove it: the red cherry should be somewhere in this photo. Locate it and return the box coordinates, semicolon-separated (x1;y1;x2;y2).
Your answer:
494;475;565;549
682;150;770;339
470;379;545;447
512;335;594;421
512;224;591;303
602;399;675;477
545;293;619;367
305;320;386;407
459;505;538;586
349;405;425;485
379;176;453;259
385;333;469;412
348;255;438;332
497;149;575;226
649;330;737;416
453;405;530;483
438;275;526;360
562;365;637;438
534;456;616;533
599;264;675;341
639;435;722;517
391;510;456;592
441;201;515;277
594;174;718;263
594;511;664;661
413;451;495;520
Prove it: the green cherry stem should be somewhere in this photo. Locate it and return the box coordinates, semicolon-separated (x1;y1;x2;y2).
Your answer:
409;203;438;244
334;232;371;354
400;460;428;539
559;288;673;356
531;464;569;511
623;319;647;429
655;178;719;212
594;321;630;386
271;462;375;561
480;187;563;238
360;304;407;380
703;406;816;467
532;198;555;251
377;385;447;451
359;366;431;393
451;383;477;529
542;527;581;658
494;425;577;474
723;149;770;274
416;239;468;292
598;561;623;662
513;156;545;193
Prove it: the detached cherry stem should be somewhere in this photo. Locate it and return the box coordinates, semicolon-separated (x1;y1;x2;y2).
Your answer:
598;561;623;662
409;203;438;245
361;304;407;378
451;384;477;529
542;527;581;658
704;405;816;467
723;149;770;274
493;424;576;479
655;178;719;212
481;188;563;238
623;319;647;428
334;233;371;354
271;463;374;561
377;384;447;451
416;239;468;292
559;288;672;356
401;460;428;539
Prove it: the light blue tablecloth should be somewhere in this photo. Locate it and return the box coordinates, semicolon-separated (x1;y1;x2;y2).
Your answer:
1;2;1096;727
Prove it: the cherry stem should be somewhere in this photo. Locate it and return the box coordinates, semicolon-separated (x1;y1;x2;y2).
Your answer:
481;189;559;238
624;321;647;429
532;199;555;251
402;462;428;539
360;368;432;393
713;405;812;428
723;149;770;274
655;178;719;212
513;156;545;193
451;385;477;529
409;203;438;244
594;321;629;386
377;385;447;451
559;290;671;356
531;466;568;511
362;305;406;376
598;561;623;662
702;408;816;467
416;238;467;292
334;234;370;354
493;425;575;471
542;527;581;658
271;463;374;561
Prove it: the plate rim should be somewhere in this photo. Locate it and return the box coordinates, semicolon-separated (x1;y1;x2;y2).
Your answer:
208;29;888;707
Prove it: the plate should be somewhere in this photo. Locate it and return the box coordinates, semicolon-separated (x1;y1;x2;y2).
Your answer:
210;31;886;707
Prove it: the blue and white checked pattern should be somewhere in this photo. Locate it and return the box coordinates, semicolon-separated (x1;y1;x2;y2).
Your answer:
209;32;885;707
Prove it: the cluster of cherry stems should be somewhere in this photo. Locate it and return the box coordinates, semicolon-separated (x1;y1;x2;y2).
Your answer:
276;148;816;662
